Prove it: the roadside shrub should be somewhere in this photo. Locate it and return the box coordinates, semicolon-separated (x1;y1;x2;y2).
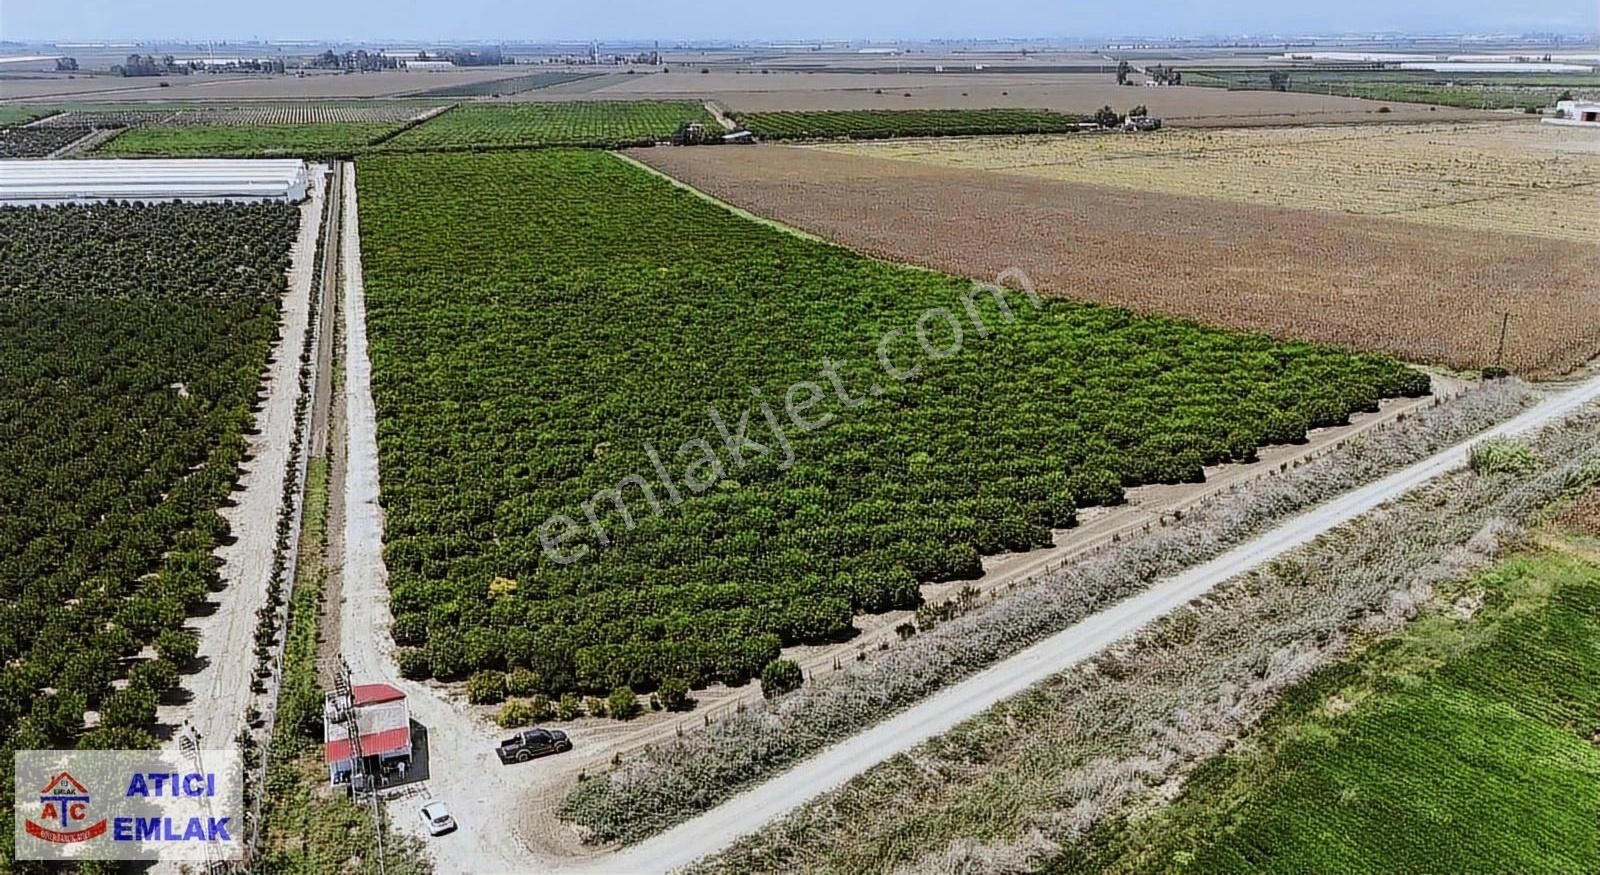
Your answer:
390;612;428;645
394;647;430;680
657;678;694;712
505;668;542;697
424;635;469;679
127;659;179;695
496;697;550;728
466;670;507;705
100;684;158;731
1470;438;1540;476
585;696;608;719
608;687;641;720
761;660;803;699
555;693;582;722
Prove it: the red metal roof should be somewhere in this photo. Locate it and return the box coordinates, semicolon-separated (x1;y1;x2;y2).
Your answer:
325;727;411;763
351;683;406;706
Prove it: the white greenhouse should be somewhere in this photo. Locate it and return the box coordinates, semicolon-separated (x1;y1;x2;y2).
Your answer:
0;159;309;205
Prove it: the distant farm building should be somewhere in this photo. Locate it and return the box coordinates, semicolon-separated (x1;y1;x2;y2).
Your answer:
1546;100;1600;127
324;683;414;787
0;159;308;205
402;59;457;71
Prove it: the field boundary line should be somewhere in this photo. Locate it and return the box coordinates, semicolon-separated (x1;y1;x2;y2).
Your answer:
611;149;836;245
367;102;460;146
611;148;949;280
1377;178;1600;217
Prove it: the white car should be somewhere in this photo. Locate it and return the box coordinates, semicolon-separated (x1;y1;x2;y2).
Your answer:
419;801;456;836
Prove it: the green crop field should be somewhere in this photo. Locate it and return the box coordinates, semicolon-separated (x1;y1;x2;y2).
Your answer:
382;100;716;149
1071;546;1600;875
356;148;1426;698
732;108;1090;140
0;106;52;125
97;121;400;157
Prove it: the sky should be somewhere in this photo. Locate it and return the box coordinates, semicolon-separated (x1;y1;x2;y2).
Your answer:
1;0;1595;43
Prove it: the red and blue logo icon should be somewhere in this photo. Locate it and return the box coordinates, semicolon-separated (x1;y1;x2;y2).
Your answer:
25;771;108;844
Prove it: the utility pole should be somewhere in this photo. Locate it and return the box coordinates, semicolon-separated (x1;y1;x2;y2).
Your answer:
333;660;386;875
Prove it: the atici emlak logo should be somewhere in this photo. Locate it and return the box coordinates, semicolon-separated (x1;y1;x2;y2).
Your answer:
14;749;244;862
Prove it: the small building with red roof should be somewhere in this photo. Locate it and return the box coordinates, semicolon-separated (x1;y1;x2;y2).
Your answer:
324;683;413;785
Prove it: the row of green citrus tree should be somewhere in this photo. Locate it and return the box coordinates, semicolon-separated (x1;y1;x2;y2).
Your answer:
357;149;1430;699
0;201;299;864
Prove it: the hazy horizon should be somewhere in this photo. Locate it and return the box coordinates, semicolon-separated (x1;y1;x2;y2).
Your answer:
2;0;1595;44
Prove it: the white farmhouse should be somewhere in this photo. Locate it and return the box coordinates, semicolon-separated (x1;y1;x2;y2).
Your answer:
1545;100;1600;127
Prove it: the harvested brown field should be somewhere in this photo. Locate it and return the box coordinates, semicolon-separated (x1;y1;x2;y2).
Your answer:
817;121;1600;242
629;144;1600;376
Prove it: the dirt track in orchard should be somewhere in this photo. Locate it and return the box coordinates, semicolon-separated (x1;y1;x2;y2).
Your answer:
628;144;1600;377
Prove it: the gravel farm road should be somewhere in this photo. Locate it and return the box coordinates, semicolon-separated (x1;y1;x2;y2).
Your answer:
580;368;1600;875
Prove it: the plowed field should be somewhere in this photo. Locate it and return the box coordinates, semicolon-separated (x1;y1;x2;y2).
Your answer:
630;144;1600;376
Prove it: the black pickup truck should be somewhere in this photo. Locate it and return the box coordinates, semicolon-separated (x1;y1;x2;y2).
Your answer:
496;728;572;764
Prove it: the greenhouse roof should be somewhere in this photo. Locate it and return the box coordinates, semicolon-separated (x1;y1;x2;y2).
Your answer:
0;158;309;205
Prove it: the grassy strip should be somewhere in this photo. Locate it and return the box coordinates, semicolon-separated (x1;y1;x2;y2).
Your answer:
254;459;428;874
1067;542;1600;875
0;106;52;125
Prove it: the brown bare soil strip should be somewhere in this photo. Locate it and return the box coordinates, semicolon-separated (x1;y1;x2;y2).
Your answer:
579;75;1502;126
629;144;1599;377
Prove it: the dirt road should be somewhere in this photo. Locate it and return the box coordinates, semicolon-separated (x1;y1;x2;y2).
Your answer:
158;166;325;752
586;369;1600;875
336;163;537;874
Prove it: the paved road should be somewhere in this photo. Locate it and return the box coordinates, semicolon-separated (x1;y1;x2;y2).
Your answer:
583;370;1600;875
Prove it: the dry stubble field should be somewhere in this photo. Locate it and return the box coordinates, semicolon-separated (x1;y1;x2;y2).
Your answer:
817;121;1600;242
631;138;1600;376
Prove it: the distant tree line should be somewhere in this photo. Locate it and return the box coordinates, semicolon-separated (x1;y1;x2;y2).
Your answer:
113;53;284;77
310;49;401;71
114;54;185;77
309;48;513;71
